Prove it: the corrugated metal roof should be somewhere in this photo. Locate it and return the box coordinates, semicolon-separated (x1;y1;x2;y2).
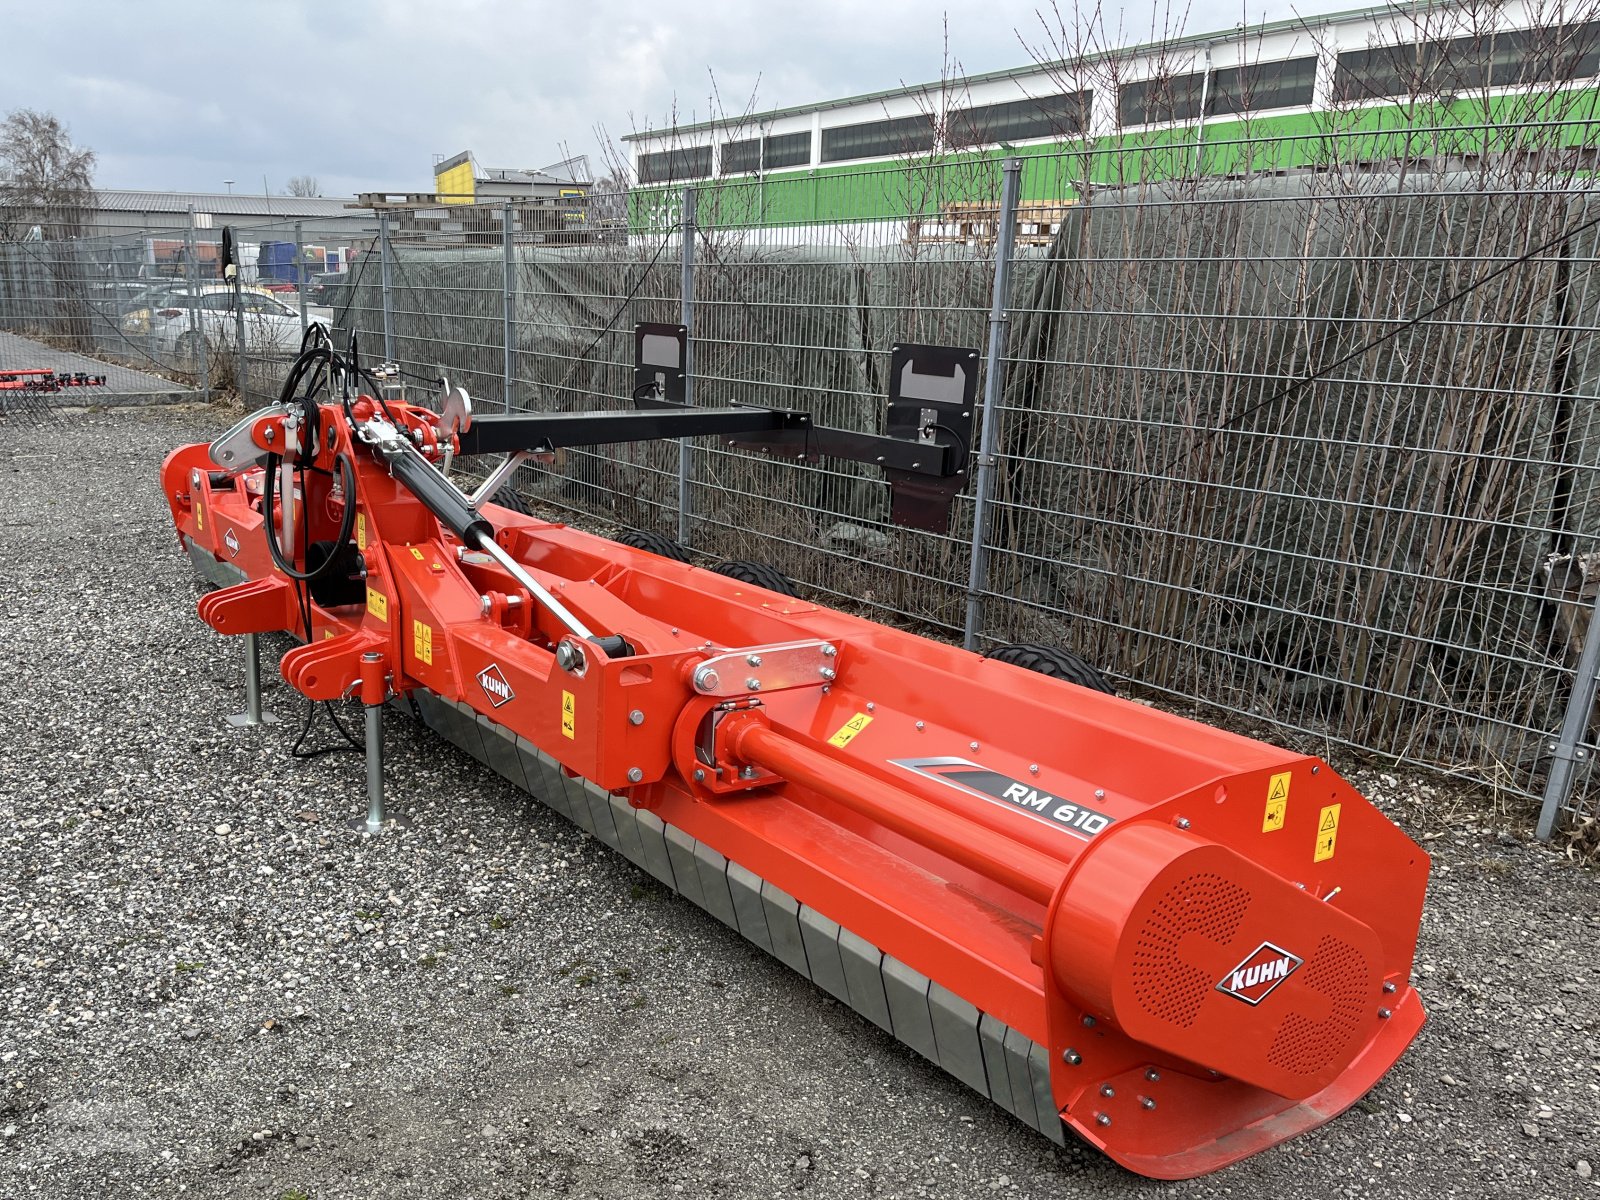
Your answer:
95;190;354;217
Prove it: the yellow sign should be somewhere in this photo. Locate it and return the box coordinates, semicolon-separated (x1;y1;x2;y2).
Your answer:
828;712;874;748
410;547;425;560
194;501;203;531
1263;771;1290;833
413;620;433;665
560;690;576;740
366;588;388;622
356;512;366;551
1314;802;1341;863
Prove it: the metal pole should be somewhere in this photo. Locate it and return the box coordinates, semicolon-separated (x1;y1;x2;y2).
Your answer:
503;200;515;412
379;211;395;363
294;220;308;332
231;249;249;402
963;158;1024;652
677;186;697;544
1537;589;1600;839
185;208;210;401
225;632;278;728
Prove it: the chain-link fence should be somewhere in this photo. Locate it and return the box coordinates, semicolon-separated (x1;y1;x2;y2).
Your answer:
4;121;1600;836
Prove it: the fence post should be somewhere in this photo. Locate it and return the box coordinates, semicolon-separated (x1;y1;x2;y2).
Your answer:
963;157;1024;652
379;210;395;363
678;186;697;544
295;220;308;332
1537;590;1600;839
503;200;515;412
231;232;249;403
184;207;209;401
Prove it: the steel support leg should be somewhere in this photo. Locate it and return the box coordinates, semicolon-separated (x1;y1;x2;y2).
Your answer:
350;652;409;834
225;632;278;728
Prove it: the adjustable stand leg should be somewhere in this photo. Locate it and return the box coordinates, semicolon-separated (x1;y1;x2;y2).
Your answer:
226;632;278;728
349;652;410;834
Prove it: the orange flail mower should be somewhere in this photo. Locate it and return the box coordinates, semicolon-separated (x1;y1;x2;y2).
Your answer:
160;331;1428;1179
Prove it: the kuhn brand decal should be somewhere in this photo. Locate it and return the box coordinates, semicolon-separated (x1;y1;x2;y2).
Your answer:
476;664;515;708
1215;942;1303;1006
889;757;1114;840
224;528;240;558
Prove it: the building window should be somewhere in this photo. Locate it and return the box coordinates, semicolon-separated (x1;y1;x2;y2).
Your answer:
720;131;813;174
1209;56;1317;115
820;114;937;162
1119;70;1208;126
638;145;712;184
1335;22;1600;101
764;131;812;168
947;91;1092;146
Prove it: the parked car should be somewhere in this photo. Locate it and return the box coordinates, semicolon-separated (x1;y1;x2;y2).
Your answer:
120;284;328;367
304;271;353;308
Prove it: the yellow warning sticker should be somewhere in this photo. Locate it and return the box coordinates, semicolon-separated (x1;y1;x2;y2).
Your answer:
356;512;366;551
194;501;204;531
1314;802;1341;863
561;691;576;740
828;712;874;748
413;620;433;666
1263;771;1291;833
410;547;425;560
366;588;388;622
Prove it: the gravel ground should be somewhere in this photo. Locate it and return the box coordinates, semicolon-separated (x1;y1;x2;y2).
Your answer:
1;403;1597;1200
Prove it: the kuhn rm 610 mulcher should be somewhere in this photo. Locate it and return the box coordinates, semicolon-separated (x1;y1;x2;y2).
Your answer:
160;328;1429;1179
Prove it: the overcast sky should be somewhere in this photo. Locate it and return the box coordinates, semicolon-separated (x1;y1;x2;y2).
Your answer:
3;0;1347;197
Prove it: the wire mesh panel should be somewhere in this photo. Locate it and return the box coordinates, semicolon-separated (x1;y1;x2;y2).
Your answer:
6;120;1600;830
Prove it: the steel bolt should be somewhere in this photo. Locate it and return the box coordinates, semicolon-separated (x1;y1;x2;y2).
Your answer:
555;641;584;673
479;595;492;615
1311;764;1320;775
1378;1007;1392;1019
693;769;706;783
694;667;720;691
970;741;980;751
819;667;836;681
865;702;875;712
914;721;925;731
747;654;763;667
1029;764;1040;774
1082;1015;1096;1028
628;710;644;726
821;644;837;658
1382;981;1397;994
1095;1113;1111;1128
739;766;757;780
1145;1068;1161;1082
626;767;643;783
1140;1096;1156;1111
1063;1049;1082;1066
1094;788;1106;799
1100;1085;1115;1098
1176;817;1191;830
745;677;762;692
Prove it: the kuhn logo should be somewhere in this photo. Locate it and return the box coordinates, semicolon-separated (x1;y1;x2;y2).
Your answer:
224;528;240;558
1216;942;1303;1006
476;664;514;708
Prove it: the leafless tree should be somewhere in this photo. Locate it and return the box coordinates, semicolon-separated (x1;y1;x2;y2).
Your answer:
284;175;320;197
0;108;96;240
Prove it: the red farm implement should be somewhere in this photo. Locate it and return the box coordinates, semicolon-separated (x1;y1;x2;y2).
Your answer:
160;327;1428;1179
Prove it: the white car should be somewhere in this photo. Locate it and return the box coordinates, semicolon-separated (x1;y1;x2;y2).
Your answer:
120;284;329;368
